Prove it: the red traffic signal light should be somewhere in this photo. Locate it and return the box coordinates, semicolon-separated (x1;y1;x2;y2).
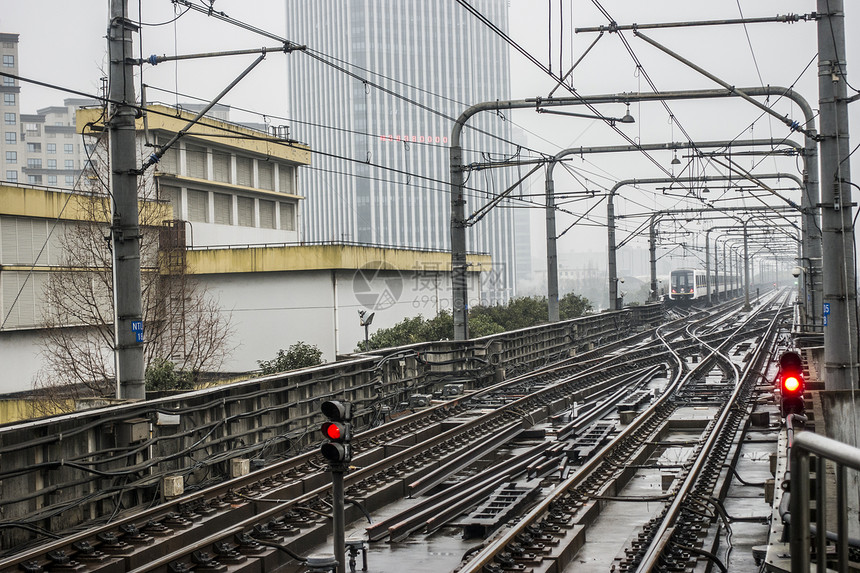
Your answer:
777;351;804;416
321;421;350;442
320;401;352;463
782;375;802;393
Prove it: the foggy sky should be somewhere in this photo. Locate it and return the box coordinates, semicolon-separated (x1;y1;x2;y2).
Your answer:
2;1;857;275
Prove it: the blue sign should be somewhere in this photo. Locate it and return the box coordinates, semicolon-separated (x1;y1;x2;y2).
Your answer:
823;303;831;316
131;320;144;342
823;315;828;327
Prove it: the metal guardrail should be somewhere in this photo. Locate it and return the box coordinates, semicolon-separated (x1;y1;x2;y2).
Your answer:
790;431;860;573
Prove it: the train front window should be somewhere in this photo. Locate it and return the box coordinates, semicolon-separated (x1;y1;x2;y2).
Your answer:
671;271;693;290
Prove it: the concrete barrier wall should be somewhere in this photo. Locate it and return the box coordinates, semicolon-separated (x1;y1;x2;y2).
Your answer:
0;304;663;550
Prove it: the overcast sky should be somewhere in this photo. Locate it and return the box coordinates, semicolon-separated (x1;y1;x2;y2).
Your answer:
2;1;858;274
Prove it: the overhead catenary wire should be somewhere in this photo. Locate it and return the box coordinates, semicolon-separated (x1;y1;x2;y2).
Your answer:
455;0;686;186
0;67;546;214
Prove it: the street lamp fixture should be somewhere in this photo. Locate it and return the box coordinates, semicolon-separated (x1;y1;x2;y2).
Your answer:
620;103;635;124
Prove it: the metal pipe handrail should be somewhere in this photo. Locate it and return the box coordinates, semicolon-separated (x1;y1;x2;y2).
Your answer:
790;431;860;572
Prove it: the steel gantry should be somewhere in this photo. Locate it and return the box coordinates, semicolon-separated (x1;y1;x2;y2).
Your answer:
543;138;806;319
449;85;819;340
605;173;803;311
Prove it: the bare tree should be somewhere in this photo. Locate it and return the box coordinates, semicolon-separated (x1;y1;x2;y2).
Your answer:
34;129;233;407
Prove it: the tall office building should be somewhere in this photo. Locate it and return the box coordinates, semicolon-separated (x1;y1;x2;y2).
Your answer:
285;0;525;304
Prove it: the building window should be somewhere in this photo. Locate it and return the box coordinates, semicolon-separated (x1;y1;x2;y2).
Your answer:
24;123;38;135
259;199;275;229
64;160;74;169
278;165;294;194
3;112;14;125
47;159;56;169
159;185;181;218
156;137;177;174
237;196;254;227
185;144;207;179
2;55;13;67
213;192;232;225
47;175;57;186
47;143;56;154
236;156;252;187
26;142;40;153
280;202;296;231
5;132;15;144
212;150;231;183
2;77;13;87
64;143;74;154
3;93;14;106
65;175;74;186
27;175;41;184
6;170;17;182
27;158;42;169
187;189;209;222
258;162;274;190
5;151;16;164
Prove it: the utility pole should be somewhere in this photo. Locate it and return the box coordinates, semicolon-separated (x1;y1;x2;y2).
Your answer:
108;0;145;399
818;0;857;390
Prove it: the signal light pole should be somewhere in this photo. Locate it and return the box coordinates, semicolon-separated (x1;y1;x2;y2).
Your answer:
320;400;352;573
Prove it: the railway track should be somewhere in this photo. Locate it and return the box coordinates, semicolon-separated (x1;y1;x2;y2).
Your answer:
0;295;787;573
451;292;789;573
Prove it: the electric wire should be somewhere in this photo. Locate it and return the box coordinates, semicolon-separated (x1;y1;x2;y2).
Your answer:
172;0;547;160
586;0;817;239
456;0;683;186
0;127;111;330
825;0;860;94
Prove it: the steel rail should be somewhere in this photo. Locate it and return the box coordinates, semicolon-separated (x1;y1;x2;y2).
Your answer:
110;342;684;572
455;302;768;573
0;316;693;572
634;295;788;571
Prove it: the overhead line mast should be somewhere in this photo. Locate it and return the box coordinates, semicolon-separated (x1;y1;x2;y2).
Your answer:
108;0;145;399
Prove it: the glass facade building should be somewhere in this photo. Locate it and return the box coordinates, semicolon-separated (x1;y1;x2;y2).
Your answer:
285;0;523;303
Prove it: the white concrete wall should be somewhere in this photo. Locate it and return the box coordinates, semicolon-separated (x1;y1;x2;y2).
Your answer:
0;267;482;394
199;267;481;371
186;222;299;248
0;329;45;394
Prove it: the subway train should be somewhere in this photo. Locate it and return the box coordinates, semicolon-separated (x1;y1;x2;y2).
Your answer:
668;268;739;302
